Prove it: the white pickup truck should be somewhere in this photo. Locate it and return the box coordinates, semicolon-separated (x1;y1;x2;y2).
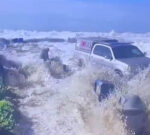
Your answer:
75;37;150;76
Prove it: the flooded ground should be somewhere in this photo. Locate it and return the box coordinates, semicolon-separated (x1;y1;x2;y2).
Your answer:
1;30;150;135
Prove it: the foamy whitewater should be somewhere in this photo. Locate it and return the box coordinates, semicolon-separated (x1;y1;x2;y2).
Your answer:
1;30;150;135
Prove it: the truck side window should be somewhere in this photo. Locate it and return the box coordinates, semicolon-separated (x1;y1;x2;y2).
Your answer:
93;45;112;59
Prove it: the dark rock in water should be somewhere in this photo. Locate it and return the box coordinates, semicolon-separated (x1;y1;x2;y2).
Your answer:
78;58;85;68
18;68;29;79
0;55;21;70
40;48;50;61
47;60;65;79
40;47;71;79
45;58;71;79
0;55;26;87
63;64;70;73
4;69;26;87
67;38;77;43
25;38;65;43
0;38;10;46
11;38;24;43
0;55;22;86
120;95;146;135
50;57;61;63
0;64;5;84
46;38;65;42
94;80;115;101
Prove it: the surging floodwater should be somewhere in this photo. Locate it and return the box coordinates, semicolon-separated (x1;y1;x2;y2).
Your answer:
17;61;150;135
1;31;150;135
17;63;127;135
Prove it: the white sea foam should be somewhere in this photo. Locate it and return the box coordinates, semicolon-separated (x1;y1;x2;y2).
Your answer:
1;30;150;135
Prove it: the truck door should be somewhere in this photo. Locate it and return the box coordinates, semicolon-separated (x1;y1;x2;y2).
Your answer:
90;45;114;69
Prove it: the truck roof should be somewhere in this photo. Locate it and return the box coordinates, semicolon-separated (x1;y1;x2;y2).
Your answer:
77;37;118;43
102;42;133;48
76;37;134;53
77;37;133;48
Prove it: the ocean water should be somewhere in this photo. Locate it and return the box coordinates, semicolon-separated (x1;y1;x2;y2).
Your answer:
0;30;150;135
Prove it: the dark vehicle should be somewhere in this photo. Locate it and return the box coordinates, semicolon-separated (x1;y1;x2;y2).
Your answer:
94;80;146;135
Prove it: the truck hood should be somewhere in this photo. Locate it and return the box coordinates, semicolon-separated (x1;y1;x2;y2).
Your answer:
117;57;150;71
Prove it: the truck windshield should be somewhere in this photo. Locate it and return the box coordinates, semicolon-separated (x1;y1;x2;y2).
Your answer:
112;46;144;59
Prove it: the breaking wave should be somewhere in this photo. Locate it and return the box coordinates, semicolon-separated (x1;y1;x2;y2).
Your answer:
1;30;150;135
17;62;150;135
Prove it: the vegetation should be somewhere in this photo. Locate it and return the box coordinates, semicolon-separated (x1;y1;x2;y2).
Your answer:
0;80;17;134
0;100;16;132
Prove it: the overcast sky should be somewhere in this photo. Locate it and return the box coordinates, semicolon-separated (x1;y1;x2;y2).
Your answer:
0;0;150;32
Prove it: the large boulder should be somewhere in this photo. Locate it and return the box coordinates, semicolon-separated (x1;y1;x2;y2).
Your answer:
4;69;26;87
11;38;24;43
0;55;21;70
94;80;115;101
40;48;49;61
0;55;26;87
46;57;71;79
120;95;146;135
0;38;10;46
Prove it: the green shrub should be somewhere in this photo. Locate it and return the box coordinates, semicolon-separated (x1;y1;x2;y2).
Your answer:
0;100;16;132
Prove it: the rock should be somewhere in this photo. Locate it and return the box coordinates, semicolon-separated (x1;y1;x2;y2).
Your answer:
0;65;5;84
94;80;114;101
0;55;26;87
120;95;146;135
0;55;21;69
40;48;49;61
11;38;24;43
78;58;85;67
40;47;72;79
63;64;70;73
4;69;26;87
0;38;10;46
45;57;71;79
67;37;77;43
48;60;65;78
